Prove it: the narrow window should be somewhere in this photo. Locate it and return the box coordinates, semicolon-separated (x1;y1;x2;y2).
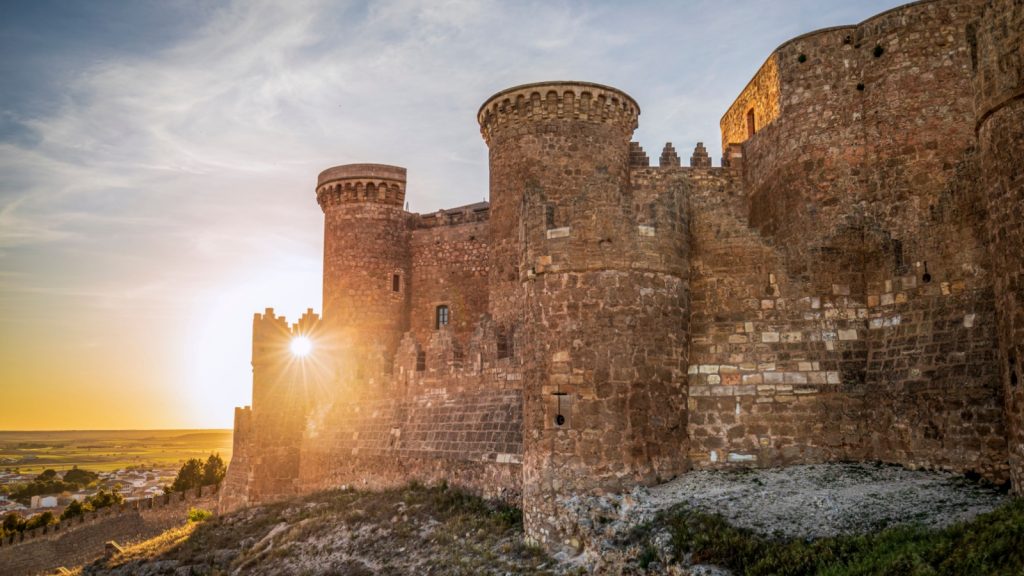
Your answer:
892;239;905;273
435;305;449;329
746;108;756;137
545;205;556;229
416;351;426;372
392;274;401;292
497;327;513;359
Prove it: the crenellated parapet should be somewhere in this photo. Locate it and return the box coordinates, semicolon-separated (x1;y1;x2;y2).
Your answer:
477;81;639;146
252;308;322;368
316;163;406;210
411;201;490;229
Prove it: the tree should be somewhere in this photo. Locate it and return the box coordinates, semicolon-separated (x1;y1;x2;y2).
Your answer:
202;454;226;486
63;466;99;487
171;459;204;493
36;469;57;482
60;499;89;521
170;453;226;493
3;512;25;533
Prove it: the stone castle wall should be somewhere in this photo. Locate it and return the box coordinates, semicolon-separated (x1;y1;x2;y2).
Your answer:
221;0;1024;553
715;0;1010;484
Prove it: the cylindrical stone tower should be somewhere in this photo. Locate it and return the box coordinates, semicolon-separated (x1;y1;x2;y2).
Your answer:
975;0;1024;493
478;82;691;547
316;164;411;387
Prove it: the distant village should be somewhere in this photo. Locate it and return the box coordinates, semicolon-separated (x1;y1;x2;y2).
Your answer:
0;466;177;517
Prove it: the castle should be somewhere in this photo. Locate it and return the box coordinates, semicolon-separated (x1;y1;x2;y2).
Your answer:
220;0;1023;550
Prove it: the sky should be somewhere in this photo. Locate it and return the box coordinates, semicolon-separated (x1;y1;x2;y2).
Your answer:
0;0;908;430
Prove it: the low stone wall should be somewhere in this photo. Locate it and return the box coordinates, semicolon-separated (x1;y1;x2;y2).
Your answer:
0;485;218;576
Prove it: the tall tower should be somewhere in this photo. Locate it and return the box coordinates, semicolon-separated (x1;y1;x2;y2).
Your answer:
316;164;411;388
975;0;1024;493
478;82;691;547
247;308;322;505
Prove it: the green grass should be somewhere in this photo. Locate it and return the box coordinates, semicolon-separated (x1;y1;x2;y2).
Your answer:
0;430;232;474
629;498;1024;575
187;507;214;523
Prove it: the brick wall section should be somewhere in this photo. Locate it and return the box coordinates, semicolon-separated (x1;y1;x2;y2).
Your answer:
685;167;860;468
859;275;1007;479
297;388;522;502
975;0;1024;492
409;214;490;345
0;488;217;576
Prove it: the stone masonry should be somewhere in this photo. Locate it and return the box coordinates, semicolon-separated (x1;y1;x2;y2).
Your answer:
221;0;1024;552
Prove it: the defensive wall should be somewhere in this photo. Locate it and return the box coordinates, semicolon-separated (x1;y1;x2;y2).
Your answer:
224;0;1023;552
0;486;218;576
717;0;1015;484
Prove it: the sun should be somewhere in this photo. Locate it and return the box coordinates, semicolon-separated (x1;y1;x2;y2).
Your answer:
290;336;313;357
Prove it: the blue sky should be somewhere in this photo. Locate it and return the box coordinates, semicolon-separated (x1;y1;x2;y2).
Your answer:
0;0;907;429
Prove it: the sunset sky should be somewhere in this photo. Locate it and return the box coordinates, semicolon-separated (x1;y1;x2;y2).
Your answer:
0;0;907;430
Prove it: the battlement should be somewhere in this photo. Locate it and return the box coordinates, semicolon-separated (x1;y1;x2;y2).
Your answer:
316;163;406;210
412;201;489;229
252;307;320;335
477;81;640;145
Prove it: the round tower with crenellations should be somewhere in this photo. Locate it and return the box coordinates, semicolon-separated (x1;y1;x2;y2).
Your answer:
478;81;692;548
316;163;411;388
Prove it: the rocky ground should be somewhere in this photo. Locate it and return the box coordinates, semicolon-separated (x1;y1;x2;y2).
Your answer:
566;462;1011;573
74;463;1015;576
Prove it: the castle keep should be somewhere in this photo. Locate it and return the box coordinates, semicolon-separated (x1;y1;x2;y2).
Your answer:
221;0;1024;548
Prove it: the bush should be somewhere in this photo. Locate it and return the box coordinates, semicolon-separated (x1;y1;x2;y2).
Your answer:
24;511;55;531
187;507;213;523
87;488;124;510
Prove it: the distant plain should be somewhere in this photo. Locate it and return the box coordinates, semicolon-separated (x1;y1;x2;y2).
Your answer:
0;430;233;474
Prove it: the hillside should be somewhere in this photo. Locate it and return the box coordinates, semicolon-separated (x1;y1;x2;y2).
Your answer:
71;463;1024;576
76;483;564;576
